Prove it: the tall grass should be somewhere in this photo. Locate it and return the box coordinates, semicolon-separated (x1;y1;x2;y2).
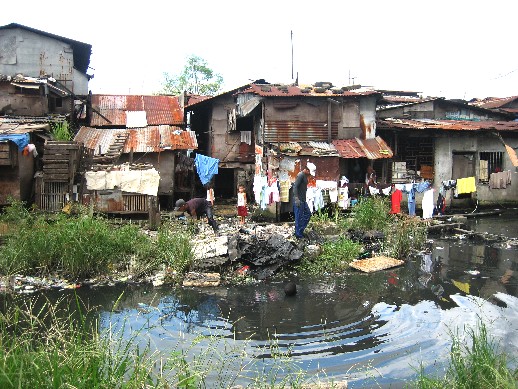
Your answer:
414;322;518;388
0;201;195;281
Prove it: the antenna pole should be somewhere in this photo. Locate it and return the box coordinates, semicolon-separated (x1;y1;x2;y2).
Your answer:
291;30;294;80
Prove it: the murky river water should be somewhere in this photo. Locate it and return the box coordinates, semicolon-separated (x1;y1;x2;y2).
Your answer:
6;210;518;388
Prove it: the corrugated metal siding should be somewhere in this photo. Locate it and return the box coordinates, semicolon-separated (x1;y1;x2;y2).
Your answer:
264;121;338;143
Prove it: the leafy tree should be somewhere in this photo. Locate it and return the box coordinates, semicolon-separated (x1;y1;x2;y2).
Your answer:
160;55;223;96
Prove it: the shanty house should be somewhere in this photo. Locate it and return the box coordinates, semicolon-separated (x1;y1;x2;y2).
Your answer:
0;120;50;205
185;81;393;205
75;94;197;213
377;118;518;207
0;23;92;118
469;96;518;120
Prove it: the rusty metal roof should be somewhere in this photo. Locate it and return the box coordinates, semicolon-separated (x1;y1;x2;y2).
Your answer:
240;83;380;97
378;118;518;131
90;95;184;127
275;141;340;156
332;136;393;159
75;126;197;155
470;96;518;109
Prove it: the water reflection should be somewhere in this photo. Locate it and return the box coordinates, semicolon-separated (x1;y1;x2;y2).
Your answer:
3;212;518;388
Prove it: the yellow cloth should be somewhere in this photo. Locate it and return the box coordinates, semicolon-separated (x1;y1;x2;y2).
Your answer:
456;176;476;194
279;180;291;202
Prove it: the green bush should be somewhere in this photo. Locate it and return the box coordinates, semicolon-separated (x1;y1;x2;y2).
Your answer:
0;213;147;278
350;196;391;232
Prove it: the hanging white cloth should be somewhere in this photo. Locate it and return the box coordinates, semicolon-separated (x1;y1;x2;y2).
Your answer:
422;188;434;219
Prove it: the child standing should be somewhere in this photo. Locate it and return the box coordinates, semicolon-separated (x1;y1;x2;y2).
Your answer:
206;183;215;206
237;184;248;225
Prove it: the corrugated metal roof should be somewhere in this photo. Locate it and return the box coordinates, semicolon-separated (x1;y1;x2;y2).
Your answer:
74;126;197;155
0;122;50;134
470;96;518;109
378;118;518;131
276;141;339;156
240;83;380;97
332;136;393;159
90;95;184;127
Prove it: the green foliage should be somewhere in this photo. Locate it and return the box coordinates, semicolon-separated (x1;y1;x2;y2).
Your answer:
385;216;427;259
0;202;198;281
350;196;391;231
296;237;362;276
51;121;73;141
0;213;147;278
414;322;518;388
160;55;223;96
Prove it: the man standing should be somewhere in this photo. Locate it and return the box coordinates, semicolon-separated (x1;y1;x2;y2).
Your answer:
175;198;219;233
292;163;316;239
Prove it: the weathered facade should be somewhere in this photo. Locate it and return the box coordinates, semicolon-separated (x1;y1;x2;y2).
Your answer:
75;94;197;212
0;121;49;205
186;81;392;201
0;23;92;96
377;118;518;207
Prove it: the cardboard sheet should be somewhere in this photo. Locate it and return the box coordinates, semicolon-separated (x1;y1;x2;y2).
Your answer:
349;256;404;273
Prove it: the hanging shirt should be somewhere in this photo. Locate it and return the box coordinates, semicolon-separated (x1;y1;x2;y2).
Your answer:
338;187;349;209
390;189;402;214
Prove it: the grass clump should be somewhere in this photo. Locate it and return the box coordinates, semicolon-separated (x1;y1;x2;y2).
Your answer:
385;216;428;259
414;322;518;388
296;237;362;276
0;213;147;278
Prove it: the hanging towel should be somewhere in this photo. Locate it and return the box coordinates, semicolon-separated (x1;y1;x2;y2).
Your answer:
422;188;434;219
456;177;476;194
279;180;291;202
194;154;220;185
489;171;512;189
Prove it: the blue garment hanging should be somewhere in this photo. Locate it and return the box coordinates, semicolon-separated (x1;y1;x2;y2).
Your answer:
194;154;219;185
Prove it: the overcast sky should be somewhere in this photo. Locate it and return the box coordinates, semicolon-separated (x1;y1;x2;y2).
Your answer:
2;0;517;100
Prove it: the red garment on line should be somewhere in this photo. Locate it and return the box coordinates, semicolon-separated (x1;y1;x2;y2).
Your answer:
390;189;402;214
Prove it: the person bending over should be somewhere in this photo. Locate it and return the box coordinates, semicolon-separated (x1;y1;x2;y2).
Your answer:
175;197;219;232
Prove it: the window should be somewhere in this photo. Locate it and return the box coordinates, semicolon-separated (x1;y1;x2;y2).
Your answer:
479;152;503;182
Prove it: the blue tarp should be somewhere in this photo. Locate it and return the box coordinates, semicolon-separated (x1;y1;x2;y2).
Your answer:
0;133;30;151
